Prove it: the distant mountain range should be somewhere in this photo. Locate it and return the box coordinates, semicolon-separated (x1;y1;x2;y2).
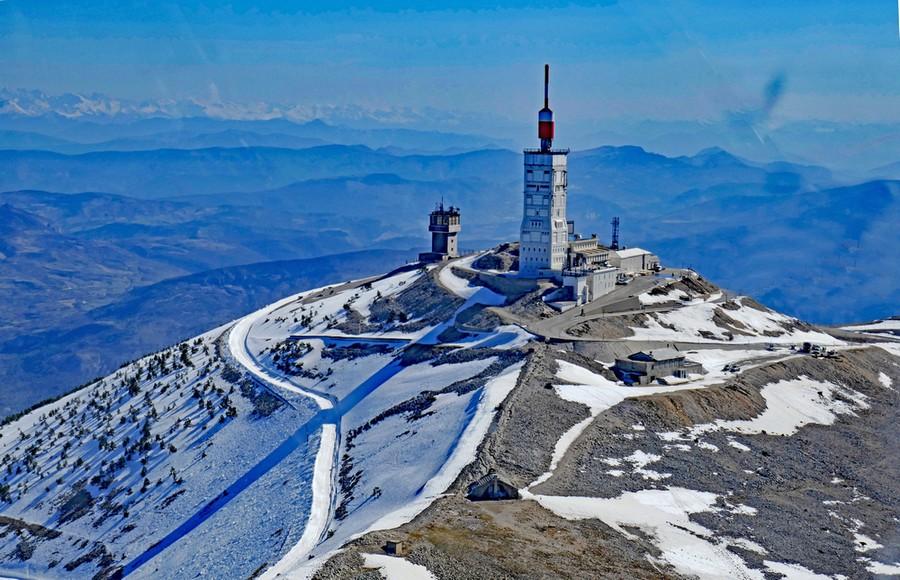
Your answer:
0;248;414;418
0;87;215;119
0;145;520;197
0;128;330;153
0;202;187;341
0;88;513;153
0;87;479;129
0;143;833;202
1;143;893;323
641;180;900;323
0;132;897;418
6;87;900;171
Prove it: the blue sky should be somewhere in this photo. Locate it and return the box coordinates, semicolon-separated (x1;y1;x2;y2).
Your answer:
1;0;898;128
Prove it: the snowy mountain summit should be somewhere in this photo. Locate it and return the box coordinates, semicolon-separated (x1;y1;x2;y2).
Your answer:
0;248;897;580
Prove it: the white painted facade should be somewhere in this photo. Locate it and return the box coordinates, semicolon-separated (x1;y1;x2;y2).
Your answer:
519;150;569;277
563;266;619;305
609;248;660;273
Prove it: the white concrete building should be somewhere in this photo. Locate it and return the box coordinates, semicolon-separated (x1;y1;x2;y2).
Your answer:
567;234;610;269
519;150;569;276
563;266;619;306
609;248;660;273
519;65;569;278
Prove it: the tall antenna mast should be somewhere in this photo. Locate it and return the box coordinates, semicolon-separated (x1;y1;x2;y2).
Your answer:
538;64;554;151
544;64;550;108
610;217;620;250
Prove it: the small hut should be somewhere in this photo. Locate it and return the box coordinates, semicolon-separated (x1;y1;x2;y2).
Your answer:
466;473;519;501
384;539;404;556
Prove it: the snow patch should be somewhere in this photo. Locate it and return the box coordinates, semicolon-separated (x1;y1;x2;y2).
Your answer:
457;324;535;350
361;553;437;580
438;255;505;305
657;431;689;442
624;450;669;480
628;298;841;345
638;288;689;305
727;439;751;452
729;503;758;516
854;532;884;553
528;361;702;488
525;487;765;580
764;560;831;579
682;377;868;437
665;443;693;452
841;319;900;332
864;560;900;575
876;342;900;358
729;538;767;555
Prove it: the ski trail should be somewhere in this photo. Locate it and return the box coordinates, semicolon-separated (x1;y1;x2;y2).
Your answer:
124;266;518;577
123;316;409;577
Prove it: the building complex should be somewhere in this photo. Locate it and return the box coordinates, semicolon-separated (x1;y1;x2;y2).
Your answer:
517;65;659;304
419;65;660;305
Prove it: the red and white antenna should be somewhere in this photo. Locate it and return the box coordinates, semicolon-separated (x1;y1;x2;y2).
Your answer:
538;64;554;151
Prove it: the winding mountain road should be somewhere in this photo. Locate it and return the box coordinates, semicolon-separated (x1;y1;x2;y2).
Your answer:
122;263;532;577
121;293;412;577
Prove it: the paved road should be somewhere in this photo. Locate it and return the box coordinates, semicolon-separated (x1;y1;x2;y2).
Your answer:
290;334;412;346
530;277;661;338
122;293;418;577
122;261;505;577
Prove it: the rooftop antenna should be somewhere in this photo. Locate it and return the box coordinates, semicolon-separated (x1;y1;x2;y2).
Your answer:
610;217;620;250
538;64;554;151
544;64;550;109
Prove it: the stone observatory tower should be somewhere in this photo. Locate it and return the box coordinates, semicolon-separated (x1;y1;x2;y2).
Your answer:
418;201;461;263
519;64;569;277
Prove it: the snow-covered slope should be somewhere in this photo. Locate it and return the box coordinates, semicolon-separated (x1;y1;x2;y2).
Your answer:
628;296;840;344
0;325;322;579
0;254;896;580
0;262;531;579
840;318;900;338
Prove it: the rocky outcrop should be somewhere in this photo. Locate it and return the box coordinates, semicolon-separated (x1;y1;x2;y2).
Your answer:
473;242;518;273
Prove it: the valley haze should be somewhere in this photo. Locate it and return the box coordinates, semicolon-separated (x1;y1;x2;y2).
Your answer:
0;119;896;416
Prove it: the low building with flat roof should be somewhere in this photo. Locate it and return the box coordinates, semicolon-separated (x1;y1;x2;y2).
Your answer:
613;348;704;385
609;248;660;273
563;266;619;305
567;234;610;269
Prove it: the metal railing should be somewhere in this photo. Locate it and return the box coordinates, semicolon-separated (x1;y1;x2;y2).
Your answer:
523;148;570;154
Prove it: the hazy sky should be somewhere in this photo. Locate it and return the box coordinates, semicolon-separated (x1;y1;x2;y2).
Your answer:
1;0;898;127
